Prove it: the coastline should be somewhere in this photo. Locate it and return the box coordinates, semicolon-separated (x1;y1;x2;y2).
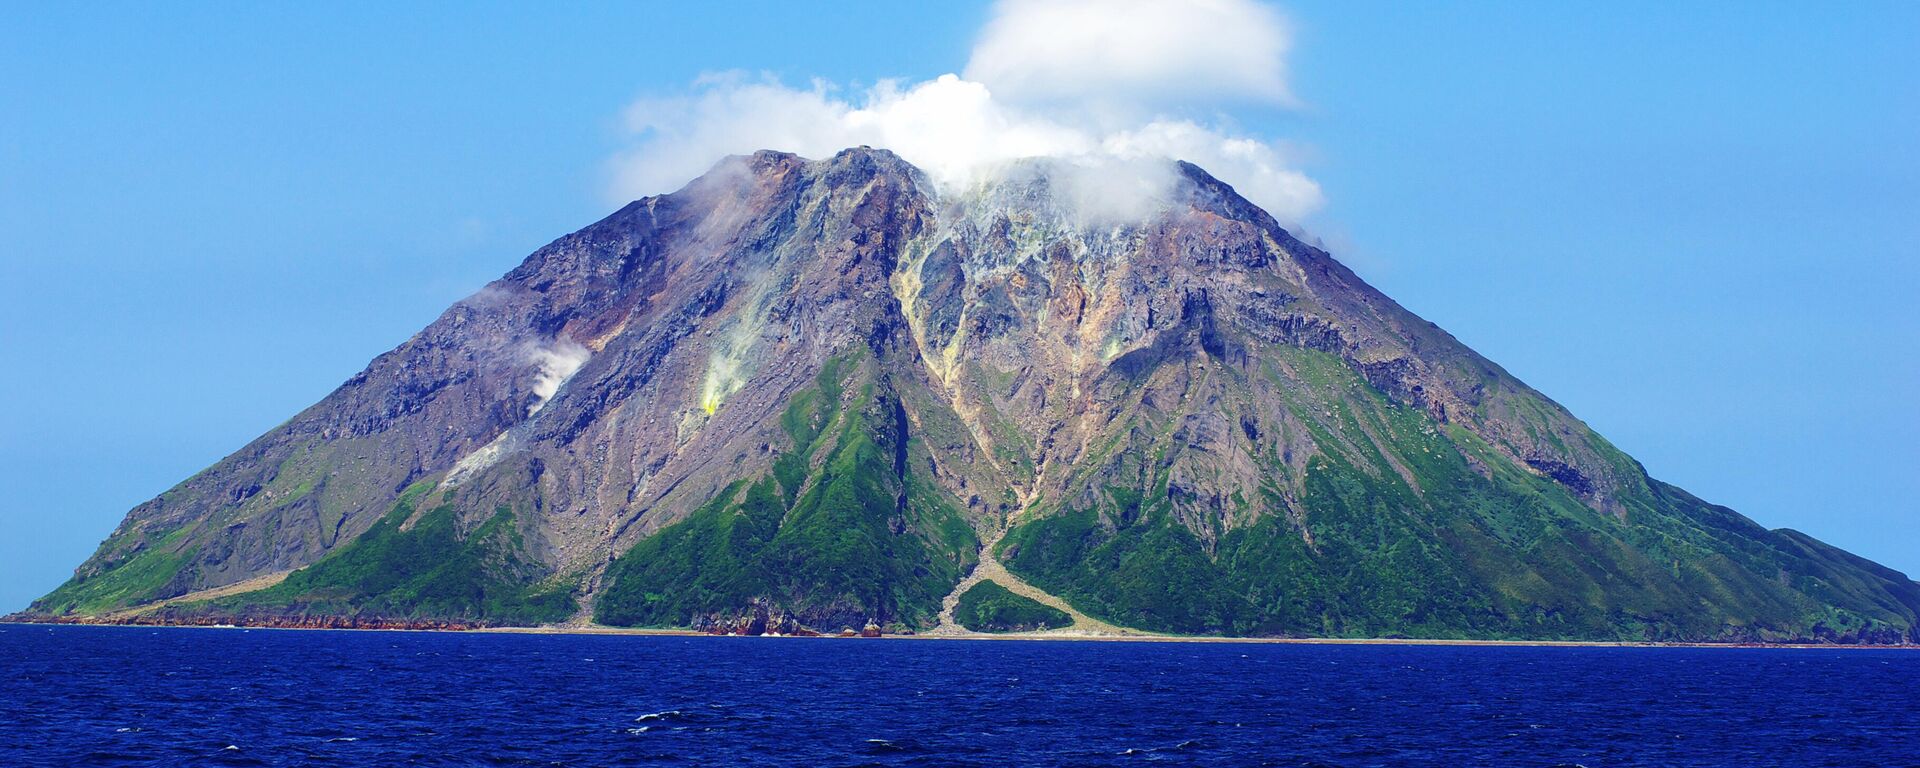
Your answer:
4;618;1914;650
465;625;1920;649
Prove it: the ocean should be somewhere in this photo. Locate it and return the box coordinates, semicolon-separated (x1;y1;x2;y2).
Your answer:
2;624;1915;766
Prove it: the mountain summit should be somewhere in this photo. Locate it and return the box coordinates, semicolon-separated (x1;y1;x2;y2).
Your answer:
27;148;1920;641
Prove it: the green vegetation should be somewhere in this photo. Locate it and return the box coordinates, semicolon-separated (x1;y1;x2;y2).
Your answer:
1000;345;1920;642
594;355;978;630
34;528;195;615
1001;505;1259;634
194;490;575;625
953;580;1070;632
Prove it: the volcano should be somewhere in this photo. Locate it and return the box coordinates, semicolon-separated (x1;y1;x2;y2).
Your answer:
27;148;1920;642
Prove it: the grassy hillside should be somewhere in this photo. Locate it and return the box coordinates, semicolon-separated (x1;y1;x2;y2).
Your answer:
594;356;978;631
954;580;1071;633
33;528;196;616
999;346;1920;642
164;484;576;625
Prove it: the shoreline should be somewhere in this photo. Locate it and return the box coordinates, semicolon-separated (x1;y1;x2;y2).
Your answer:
473;625;1920;649
4;619;1914;650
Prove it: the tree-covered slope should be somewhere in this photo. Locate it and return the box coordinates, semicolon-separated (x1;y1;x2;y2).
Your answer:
998;346;1920;642
954;581;1072;633
152;481;576;626
593;356;978;632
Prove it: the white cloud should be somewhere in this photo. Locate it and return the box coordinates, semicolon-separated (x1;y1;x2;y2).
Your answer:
608;1;1321;225
1099;121;1321;222
964;0;1296;113
526;339;589;415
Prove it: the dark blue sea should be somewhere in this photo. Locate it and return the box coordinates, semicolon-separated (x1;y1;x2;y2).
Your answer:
2;625;1916;766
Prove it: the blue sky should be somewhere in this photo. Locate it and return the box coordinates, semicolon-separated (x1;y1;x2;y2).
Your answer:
1;1;1915;612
